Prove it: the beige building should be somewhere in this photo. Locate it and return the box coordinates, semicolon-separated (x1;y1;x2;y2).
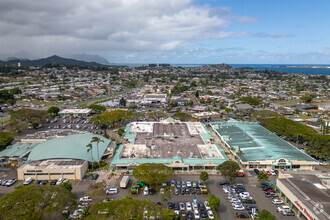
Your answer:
275;171;330;220
17;159;88;181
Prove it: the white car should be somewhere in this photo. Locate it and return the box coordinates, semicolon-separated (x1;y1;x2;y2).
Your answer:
144;187;149;196
230;197;241;203
277;205;291;212
272;199;284;204
204;201;211;210
193;203;198;211
207;210;215;219
186;180;192;187
233;204;245;211
5;179;17;186
79;196;92;202
239;192;250;197
56;178;64;185
270;170;276;176
194;209;200;219
186;202;192;211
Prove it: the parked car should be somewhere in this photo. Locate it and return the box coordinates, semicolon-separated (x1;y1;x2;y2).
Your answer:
246;205;259;214
236;212;249;218
79;196;92;202
218;180;230;185
207;210;215;219
35;180;41;185
204;201;211;210
270;170;276;176
194;209;200;219
186;202;192;211
41;180;48;185
168;202;174;209
5;179;17;186
277;205;291;213
171;180;176;187
282;210;295;216
50;179;57;185
92;173;99;181
254;169;260;175
179;202;185;211
187;180;192;187
272;199;284;204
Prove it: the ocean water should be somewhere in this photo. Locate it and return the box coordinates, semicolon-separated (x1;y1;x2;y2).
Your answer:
116;63;330;75
230;64;330;75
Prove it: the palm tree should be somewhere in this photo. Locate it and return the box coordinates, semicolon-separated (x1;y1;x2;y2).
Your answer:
91;136;104;168
86;143;94;170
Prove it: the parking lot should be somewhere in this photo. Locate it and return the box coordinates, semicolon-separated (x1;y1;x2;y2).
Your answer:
106;174;298;220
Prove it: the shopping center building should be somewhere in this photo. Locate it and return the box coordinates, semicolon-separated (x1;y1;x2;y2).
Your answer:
111;118;228;171
210;120;319;170
275;171;330;220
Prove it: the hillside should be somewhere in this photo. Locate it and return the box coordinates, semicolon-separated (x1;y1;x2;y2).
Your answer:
3;55;106;67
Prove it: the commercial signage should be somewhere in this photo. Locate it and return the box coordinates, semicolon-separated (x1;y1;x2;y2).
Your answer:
249;162;260;164
278;163;287;165
294;201;317;220
27;170;42;172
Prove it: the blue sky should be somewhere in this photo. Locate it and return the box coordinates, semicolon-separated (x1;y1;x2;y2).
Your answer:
0;0;329;64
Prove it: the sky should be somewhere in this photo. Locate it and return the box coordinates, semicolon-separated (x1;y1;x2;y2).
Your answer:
0;0;329;64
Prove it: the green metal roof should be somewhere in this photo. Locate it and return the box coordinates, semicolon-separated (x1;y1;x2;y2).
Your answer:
0;142;39;158
27;134;111;162
210;121;317;162
112;145;228;166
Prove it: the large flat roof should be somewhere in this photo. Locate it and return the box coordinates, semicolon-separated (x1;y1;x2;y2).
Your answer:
112;120;228;166
20;159;85;170
59;109;92;114
278;172;330;220
210;121;317;162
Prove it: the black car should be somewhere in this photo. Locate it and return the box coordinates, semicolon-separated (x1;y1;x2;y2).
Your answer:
174;203;179;211
254;169;259;175
233;184;244;189
196;188;201;195
40;180;48;185
236;212;250;218
218;180;230;185
149;188;156;195
236;188;246;193
185;188;191;194
200;209;208;219
181;210;187;218
246;206;259;214
242;198;256;204
92;173;99;181
168;202;174;209
180;188;185;195
191;188;196;194
187;211;194;220
50;180;57;185
198;202;205;210
274;170;279;175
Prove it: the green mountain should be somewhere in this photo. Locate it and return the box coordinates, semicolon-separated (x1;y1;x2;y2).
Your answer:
3;55;106;67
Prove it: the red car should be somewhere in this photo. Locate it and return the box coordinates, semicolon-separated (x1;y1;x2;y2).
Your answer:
265;189;275;194
265;170;271;176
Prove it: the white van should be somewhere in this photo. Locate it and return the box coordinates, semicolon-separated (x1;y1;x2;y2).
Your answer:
144;186;149;196
106;186;118;194
23;177;33;185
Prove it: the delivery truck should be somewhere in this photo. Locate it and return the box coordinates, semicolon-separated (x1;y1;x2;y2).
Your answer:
120;176;130;188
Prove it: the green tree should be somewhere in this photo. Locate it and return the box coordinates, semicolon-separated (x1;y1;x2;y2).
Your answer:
208;194;220;208
146;111;168;121
0;90;14;104
86;143;94;170
172;112;192;121
133;163;173;185
217;161;240;183
257;171;269;183
60;182;73;192
300;95;312;103
190;80;197;88
31;122;39;130
195;90;199;98
160;186;173;204
11;108;48;124
0;185;76;219
118;128;125;136
91;136;104;168
47;106;60;115
239;97;261;106
0;131;14;150
91;110;132;128
200;171;209;182
9;87;22;95
88;104;106;113
120;98;126;107
258;209;276;220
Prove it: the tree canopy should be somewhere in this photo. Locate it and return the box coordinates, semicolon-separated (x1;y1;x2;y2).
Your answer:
47;106;60;115
133;163;174;185
91;110;132;128
0;131;14;150
88;104;106;112
208;194;221;208
171;112;192;121
11;108;48;124
0;185;77;220
239;97;261;106
146;111;168;121
257;171;269;183
258;209;276;220
89;197;173;219
0;90;15;104
200;171;209;182
217;161;240;183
